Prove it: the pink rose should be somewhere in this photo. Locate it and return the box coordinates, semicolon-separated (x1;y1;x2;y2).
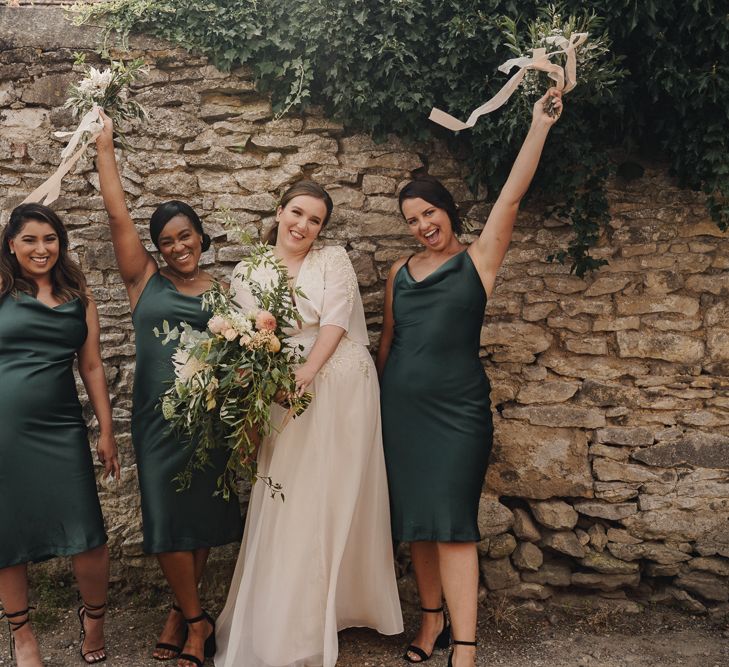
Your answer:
223;328;238;341
255;310;277;332
208;315;228;335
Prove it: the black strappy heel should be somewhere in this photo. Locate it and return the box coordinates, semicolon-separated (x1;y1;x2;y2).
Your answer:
2;607;34;660
77;600;107;664
403;605;451;663
154;603;187;661
178;611;216;667
447;639;478;667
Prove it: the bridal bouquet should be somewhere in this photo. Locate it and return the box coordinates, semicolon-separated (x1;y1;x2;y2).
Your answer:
156;244;311;500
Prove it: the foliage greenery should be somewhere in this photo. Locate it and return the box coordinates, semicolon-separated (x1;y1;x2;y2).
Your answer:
72;0;729;274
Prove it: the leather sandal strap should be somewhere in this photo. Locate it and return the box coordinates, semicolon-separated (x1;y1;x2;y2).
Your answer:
177;653;203;667
184;612;208;625
172;603;182;613
2;606;34;630
420;605;444;613
82;602;107;620
452;639;478;646
404;644;429;662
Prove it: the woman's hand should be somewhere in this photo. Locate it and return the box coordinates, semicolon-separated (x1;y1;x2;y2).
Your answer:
532;87;563;128
97;431;121;481
294;364;317;395
95;108;114;150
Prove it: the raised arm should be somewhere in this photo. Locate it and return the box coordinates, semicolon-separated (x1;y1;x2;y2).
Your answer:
78;298;121;481
470;88;563;296
376;257;407;377
95;110;156;304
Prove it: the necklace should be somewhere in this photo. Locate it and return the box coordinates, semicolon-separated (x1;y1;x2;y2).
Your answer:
166;265;200;282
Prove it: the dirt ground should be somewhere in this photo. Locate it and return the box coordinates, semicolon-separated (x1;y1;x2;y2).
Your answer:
1;596;727;666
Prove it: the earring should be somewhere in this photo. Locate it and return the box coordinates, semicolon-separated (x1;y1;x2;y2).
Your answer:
10;249;14;254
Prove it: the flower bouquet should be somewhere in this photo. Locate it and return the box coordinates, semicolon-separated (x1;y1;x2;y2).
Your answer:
23;54;147;206
64;54;148;149
156;243;311;501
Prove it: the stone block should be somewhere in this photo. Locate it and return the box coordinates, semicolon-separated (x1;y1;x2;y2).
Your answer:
488;533;517;559
616;330;705;363
481;557;520;591
541;530;586;558
480;321;553;363
476;496;513;537
675;571;729;602
571;572;640;591
607;541;692;565
522;560;572;587
615;294;700;316
500;583;552;599
512;508;541;543
529;500;578;530
573;500;638;521
579;550;639;574
587;524;608;552
516;381;579;404
594;427;654;446
502;405;605;429
486;421;592;500
631;431;729;469
512;542;543;571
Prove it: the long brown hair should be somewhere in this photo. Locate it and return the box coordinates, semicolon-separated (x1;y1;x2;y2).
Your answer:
264;180;334;245
0;203;89;306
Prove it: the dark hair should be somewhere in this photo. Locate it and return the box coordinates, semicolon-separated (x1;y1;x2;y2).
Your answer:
398;175;463;234
149;200;211;252
264;180;334;245
0;203;88;306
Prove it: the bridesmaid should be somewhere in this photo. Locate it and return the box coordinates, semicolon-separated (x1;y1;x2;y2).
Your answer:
95;112;243;667
0;203;120;666
215;181;403;667
377;89;563;667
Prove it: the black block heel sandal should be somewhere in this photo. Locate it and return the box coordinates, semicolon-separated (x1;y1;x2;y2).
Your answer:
178;611;216;667
403;605;450;663
154;603;187;661
447;638;478;667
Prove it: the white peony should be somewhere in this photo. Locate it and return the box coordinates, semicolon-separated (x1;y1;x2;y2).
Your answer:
172;349;210;382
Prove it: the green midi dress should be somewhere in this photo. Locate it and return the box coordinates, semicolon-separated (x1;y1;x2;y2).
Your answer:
131;272;242;554
0;293;107;568
381;251;493;543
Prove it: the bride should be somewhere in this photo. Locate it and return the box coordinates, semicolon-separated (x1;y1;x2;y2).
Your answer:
215;180;403;667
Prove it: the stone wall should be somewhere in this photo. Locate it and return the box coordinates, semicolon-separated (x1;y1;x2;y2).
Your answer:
1;7;728;611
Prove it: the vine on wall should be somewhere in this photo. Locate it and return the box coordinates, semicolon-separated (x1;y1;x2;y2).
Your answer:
72;0;728;275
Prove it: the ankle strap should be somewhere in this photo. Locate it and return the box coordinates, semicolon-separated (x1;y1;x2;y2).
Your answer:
420;606;444;613
81;601;107;620
172;603;182;613
1;607;34;631
452;639;478;646
184;611;210;625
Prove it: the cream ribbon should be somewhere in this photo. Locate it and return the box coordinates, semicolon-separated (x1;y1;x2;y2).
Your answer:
22;105;104;206
429;32;588;131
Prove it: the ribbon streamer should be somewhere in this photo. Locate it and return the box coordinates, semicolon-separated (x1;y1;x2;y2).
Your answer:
22;106;104;206
429;32;588;132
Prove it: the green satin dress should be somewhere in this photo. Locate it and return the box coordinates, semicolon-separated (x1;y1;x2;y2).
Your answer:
132;272;242;554
0;292;107;568
381;250;493;542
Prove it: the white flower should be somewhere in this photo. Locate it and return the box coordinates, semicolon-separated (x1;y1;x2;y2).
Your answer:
228;310;254;336
250;264;279;291
172;349;210;382
77;67;114;96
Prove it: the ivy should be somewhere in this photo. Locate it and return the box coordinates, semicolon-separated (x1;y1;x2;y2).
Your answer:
72;0;729;274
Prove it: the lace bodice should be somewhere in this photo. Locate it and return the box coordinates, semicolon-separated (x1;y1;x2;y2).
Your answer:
229;245;369;347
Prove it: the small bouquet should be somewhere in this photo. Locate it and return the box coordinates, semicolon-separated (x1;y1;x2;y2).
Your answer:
64;54;148;149
156;243;311;501
501;5;618;117
22;55;147;206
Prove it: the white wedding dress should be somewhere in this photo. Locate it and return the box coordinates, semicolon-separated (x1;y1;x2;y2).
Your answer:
215;245;403;667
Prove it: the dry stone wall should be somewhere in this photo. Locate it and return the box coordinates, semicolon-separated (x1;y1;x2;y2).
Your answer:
1;7;728;611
